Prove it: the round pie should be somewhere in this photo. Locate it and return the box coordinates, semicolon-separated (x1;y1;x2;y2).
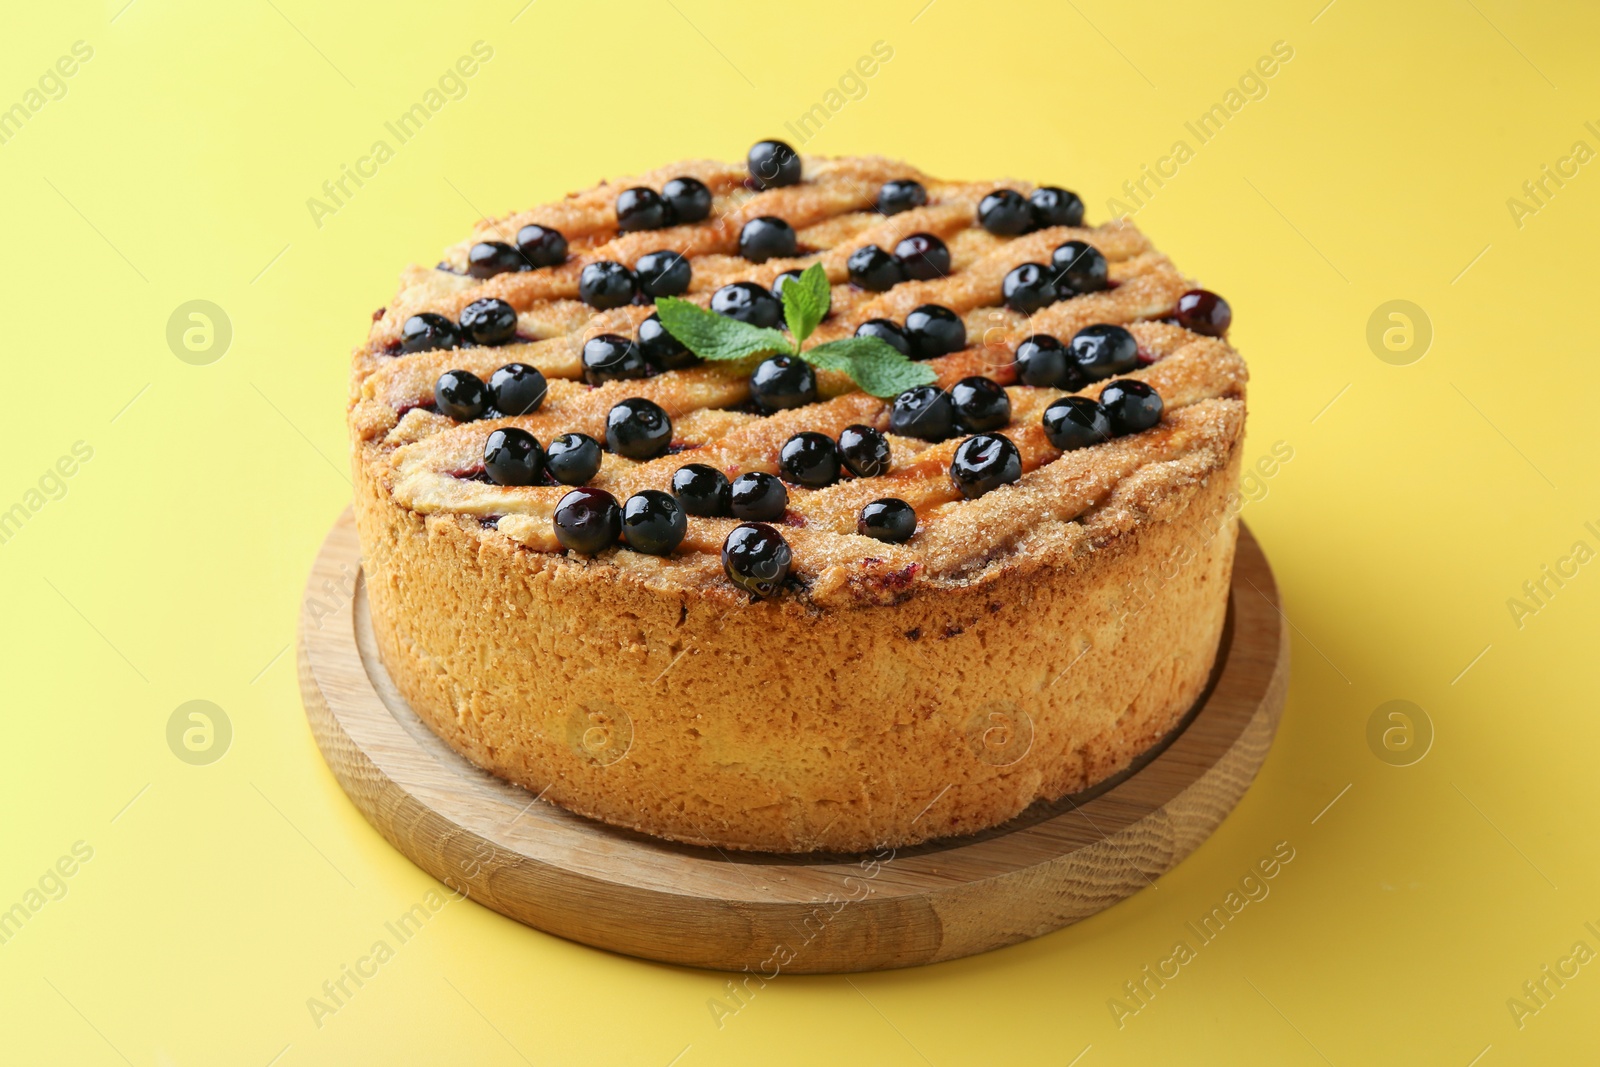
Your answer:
347;146;1248;853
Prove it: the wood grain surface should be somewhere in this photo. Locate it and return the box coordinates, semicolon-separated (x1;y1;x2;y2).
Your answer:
298;510;1288;973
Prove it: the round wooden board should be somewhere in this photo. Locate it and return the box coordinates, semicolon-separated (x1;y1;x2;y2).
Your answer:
299;511;1288;973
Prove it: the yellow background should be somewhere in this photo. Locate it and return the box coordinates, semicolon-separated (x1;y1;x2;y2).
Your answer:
3;0;1597;1063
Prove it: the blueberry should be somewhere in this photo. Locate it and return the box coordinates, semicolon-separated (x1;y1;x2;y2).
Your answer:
578;262;636;310
847;244;904;291
1070;323;1139;381
1013;334;1087;390
604;397;672;460
459;298;518;345
950;433;1022;499
722;522;792;598
1174;289;1232;337
662;176;713;223
837;424;890;478
488;362;547;415
894;233;950;281
854;319;911;356
616;186;672;232
516;224;568;267
620;489;687;555
1099;379;1163;435
730;472;788;522
468;241;524;279
771;269;805;303
553;487;621;555
546;433;603;485
1029;186;1084;228
638;313;699;370
890;385;956;441
1002;262;1058;314
401;312;461;353
877;179;927;216
434;369;489;421
1050;241;1108;295
671;463;731;516
779;431;841;488
903;304;966;360
747;139;802;189
483;427;544;486
582;334;648;385
978;189;1035;236
711;281;783;328
858;498;916;543
739;216;798;263
634;250;691;297
950;376;1011;432
749;354;816;411
1041;396;1111;451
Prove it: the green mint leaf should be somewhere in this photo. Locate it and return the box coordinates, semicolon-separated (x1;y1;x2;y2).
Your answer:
779;262;831;344
803;336;938;399
654;297;791;362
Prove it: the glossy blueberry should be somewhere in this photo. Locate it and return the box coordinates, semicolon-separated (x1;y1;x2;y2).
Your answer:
1029;186;1084;228
950;376;1011;432
729;472;789;522
1070;323;1139;381
578;261;637;310
638;313;699;370
459;297;518;345
1050;241;1108;295
739;216;798;263
400;312;461;354
620;489;687;556
1099;379;1164;435
854;318;911;356
770;269;805;303
722;522;792;598
837;424;891;478
582;333;648;385
634;250;691;297
1001;262;1058;315
779;432;841;488
877;179;927;216
616;186;672;232
903;304;967;360
553;487;621;554
747;139;802;189
1013;334;1084;390
662;176;713;223
889;385;956;442
671;463;731;516
488;362;547;416
847;244;904;291
1041;396;1111;451
546;433;603;485
711;281;783;328
748;354;816;411
978;188;1035;236
1174;289;1232;337
515;224;568;267
950;433;1022;499
604;397;673;460
468;241;524;279
483;427;544;486
434;369;489;421
894;233;950;281
858;498;916;543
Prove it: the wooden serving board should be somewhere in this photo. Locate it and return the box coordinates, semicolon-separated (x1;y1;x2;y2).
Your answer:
299;510;1288;973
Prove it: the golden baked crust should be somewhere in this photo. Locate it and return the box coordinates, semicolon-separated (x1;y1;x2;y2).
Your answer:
347;152;1248;851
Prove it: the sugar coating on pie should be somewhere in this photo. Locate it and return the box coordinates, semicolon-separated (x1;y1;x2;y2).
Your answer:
347;146;1248;853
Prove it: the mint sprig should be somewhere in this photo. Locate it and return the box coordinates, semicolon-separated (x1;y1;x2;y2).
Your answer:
652;262;936;399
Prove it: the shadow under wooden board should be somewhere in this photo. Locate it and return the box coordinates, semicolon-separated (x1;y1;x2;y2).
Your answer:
299;510;1289;973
